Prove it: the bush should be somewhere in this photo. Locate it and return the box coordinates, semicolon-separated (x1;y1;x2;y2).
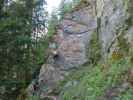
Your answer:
87;32;101;64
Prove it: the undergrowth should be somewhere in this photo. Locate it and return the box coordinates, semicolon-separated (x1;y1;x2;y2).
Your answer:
59;58;133;100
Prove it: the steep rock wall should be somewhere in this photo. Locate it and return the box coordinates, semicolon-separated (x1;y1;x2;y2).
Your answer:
55;6;97;69
27;0;133;99
97;0;131;55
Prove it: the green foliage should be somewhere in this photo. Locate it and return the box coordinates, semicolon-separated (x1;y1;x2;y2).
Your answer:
88;32;101;64
129;48;133;64
35;37;49;65
58;0;81;19
117;34;129;54
47;11;59;37
58;0;72;19
0;0;43;99
56;66;93;94
27;96;40;100
47;23;56;37
116;88;133;100
60;59;132;100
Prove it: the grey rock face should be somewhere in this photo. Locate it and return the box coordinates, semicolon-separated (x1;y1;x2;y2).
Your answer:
97;0;129;54
55;7;97;69
57;36;86;69
38;64;64;85
29;6;97;97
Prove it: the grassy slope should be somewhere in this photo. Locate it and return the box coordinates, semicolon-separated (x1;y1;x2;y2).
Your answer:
59;58;133;100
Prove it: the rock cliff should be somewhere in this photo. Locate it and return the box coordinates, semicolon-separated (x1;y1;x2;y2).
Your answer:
27;0;133;99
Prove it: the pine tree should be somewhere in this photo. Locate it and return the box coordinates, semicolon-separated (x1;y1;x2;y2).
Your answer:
32;0;48;39
0;0;41;99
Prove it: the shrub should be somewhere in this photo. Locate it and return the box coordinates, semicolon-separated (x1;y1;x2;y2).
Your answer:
87;32;101;64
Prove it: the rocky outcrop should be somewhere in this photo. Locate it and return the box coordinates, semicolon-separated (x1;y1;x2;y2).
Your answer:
40;5;96;95
27;4;97;97
27;0;133;99
97;0;130;55
55;6;97;69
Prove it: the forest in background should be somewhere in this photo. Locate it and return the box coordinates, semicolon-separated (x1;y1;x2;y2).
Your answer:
0;0;80;99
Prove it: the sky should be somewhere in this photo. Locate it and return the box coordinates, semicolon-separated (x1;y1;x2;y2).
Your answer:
46;0;62;14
